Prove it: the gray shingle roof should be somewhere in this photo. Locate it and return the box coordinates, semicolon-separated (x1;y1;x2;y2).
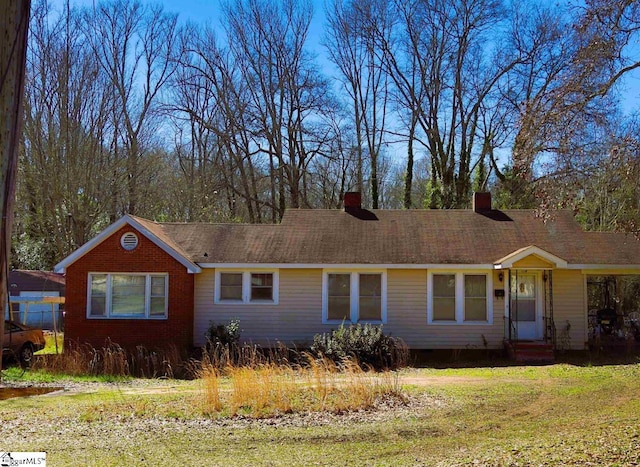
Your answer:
131;208;640;266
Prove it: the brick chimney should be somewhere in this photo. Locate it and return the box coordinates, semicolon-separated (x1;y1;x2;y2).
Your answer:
343;192;362;210
472;192;492;212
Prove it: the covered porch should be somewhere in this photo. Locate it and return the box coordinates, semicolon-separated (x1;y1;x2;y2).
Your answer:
586;273;640;354
495;246;569;362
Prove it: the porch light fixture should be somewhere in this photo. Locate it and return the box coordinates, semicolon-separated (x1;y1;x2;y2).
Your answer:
498;272;503;282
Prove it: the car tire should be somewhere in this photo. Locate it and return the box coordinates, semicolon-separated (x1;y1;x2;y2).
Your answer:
20;343;34;367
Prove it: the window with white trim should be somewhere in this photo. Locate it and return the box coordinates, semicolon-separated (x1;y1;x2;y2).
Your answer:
251;273;273;301
327;273;351;321
87;273;168;319
214;270;279;304
432;274;456;321
464;274;487;322
219;273;243;301
427;271;492;324
323;271;386;323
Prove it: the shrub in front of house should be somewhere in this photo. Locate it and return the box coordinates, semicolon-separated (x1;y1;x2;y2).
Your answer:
310;323;408;370
205;319;241;348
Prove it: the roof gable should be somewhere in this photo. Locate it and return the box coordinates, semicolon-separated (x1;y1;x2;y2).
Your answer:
494;246;568;269
54;215;201;274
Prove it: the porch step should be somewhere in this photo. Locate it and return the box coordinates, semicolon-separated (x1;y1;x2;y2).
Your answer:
506;341;555;364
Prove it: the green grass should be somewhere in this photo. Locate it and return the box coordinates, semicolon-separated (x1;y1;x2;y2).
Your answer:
35;332;64;355
2;364;640;466
2;366;131;384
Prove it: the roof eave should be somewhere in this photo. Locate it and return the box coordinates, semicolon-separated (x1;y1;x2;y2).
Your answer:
196;262;496;269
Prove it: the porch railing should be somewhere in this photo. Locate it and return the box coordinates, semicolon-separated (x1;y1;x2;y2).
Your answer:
507;269;556;348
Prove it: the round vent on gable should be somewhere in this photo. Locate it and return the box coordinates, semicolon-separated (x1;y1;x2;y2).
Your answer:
120;232;139;251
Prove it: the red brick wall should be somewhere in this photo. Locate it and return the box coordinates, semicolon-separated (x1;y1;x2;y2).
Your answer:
64;224;195;351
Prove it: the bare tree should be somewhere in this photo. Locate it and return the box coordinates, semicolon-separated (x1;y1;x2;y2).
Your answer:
325;0;392;209
83;0;179;217
171;24;269;223
224;0;335;220
16;1;116;268
376;0;522;208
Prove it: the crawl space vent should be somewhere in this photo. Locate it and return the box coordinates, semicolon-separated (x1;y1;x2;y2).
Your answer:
120;232;139;251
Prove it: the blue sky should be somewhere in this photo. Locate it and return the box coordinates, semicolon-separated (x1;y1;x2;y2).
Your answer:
47;0;640;161
53;0;326;36
52;0;640;113
51;0;337;88
56;0;224;22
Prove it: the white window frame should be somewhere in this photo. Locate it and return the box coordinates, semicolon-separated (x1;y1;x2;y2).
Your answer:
427;271;493;325
214;270;279;305
86;273;168;320
322;270;387;324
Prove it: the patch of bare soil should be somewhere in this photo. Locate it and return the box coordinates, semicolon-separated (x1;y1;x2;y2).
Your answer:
0;376;446;431
209;392;445;429
0;377;183;398
400;375;490;386
0;386;63;400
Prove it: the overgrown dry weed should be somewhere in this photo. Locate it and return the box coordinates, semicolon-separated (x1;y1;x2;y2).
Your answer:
198;357;406;418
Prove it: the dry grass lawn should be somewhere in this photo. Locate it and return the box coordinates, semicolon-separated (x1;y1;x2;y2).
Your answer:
1;362;639;466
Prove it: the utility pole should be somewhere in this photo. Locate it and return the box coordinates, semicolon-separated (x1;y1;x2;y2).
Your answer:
0;0;31;381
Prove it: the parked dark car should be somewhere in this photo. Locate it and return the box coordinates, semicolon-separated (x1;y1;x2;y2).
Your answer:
2;320;46;366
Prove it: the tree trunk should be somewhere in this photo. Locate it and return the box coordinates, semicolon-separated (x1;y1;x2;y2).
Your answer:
0;0;31;381
404;110;418;209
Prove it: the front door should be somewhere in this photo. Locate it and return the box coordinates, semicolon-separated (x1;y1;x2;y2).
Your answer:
510;272;540;340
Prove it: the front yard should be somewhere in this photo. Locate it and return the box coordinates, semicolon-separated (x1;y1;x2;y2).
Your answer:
1;363;640;466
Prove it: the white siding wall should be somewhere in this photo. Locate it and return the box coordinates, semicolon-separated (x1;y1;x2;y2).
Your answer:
194;268;509;349
194;269;327;347
552;270;587;350
386;269;506;349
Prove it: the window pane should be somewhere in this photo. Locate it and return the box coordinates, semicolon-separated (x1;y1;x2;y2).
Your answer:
359;274;381;296
112;295;145;316
221;273;243;286
329;274;350;296
150;297;166;316
251;273;273;301
150;276;167;317
328;274;350;321
151;276;166;296
220;273;243;300
465;298;487;321
433;298;456;320
359;274;381;321
90;275;107;316
359;297;382;320
112;275;145;316
464;275;486;321
511;275;535;298
328;297;351;321
433;274;455;321
433;274;455;297
91;274;107;295
511;275;536;321
90;297;106;317
465;275;486;298
112;274;145;292
512;299;536;321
